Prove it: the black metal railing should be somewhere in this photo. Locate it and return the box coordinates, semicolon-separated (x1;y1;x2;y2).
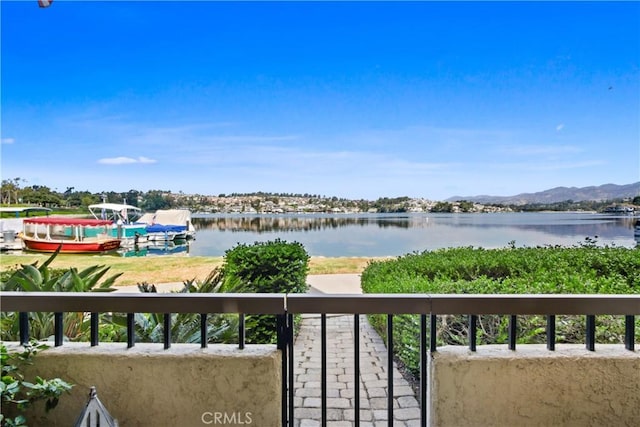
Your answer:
1;292;638;427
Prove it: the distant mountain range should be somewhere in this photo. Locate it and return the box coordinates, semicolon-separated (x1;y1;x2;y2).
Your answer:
447;182;640;205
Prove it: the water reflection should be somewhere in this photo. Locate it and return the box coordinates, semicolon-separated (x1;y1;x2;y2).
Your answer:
117;240;190;257
193;214;415;232
189;213;638;257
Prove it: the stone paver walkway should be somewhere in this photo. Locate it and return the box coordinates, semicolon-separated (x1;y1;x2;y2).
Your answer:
293;313;421;427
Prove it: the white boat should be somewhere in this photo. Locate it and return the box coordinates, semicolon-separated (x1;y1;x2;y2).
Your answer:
137;209;196;241
88;203;148;246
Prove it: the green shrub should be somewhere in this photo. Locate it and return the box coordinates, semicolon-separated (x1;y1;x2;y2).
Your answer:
222;239;309;343
362;243;640;378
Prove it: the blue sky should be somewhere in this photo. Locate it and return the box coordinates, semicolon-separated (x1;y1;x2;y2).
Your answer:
2;1;639;200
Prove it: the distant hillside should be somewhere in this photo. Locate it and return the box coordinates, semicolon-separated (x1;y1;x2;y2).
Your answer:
447;182;640;205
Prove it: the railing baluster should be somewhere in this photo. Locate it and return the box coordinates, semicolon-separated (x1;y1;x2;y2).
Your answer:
354;314;360;426
586;315;596;351
420;314;427;427
287;313;294;427
127;312;135;348
163;313;171;350
508;315;517;350
54;312;63;347
625;315;635;351
469;315;477;352
387;314;393;427
238;314;245;350
200;313;208;348
19;312;29;345
276;314;287;427
546;315;556;351
430;314;437;352
91;312;99;346
321;313;327;427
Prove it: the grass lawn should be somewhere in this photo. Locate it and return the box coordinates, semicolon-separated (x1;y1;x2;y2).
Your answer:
0;253;388;286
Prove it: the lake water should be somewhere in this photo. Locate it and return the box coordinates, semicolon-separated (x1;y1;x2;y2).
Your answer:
182;212;639;257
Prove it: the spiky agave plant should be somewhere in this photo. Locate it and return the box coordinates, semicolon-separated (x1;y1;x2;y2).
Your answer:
0;248;122;342
108;267;244;345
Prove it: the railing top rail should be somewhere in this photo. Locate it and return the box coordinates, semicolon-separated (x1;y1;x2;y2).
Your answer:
0;292;286;314
428;294;640;315
1;292;638;315
286;294;427;314
286;294;640;315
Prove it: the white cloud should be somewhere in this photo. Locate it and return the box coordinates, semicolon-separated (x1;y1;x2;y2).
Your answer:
1;138;15;144
556;123;565;131
98;156;157;165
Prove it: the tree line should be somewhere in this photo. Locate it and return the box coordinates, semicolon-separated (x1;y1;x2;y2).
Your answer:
1;178;178;212
2;177;638;214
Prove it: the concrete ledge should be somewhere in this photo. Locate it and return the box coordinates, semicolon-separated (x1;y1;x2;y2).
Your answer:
428;344;640;427
8;342;281;427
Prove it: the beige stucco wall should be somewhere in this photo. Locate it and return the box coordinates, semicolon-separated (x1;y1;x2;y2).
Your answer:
9;342;281;427
428;344;640;427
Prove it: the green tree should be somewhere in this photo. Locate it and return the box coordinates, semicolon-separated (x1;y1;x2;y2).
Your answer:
431;201;454;212
19;186;62;207
1;178;25;205
141;190;174;211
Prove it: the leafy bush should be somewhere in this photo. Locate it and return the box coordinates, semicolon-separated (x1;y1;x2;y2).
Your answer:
222;239;309;343
362;243;640;377
1;341;73;427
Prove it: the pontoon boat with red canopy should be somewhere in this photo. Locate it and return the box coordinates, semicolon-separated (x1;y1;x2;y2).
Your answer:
19;217;121;253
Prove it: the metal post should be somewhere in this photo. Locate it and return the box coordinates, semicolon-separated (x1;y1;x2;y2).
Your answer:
239;313;245;350
287;313;294;427
430;314;437;352
508;315;517;350
276;314;287;427
625;315;635;351
387;314;394;427
163;313;171;350
469;315;477;352
91;312;99;346
321;314;327;427
420;314;427;427
586;315;595;352
354;314;360;426
127;312;135;348
54;312;63;347
19;312;29;345
200;313;208;348
546;315;556;351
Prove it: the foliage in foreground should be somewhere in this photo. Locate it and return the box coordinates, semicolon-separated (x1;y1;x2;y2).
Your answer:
0;249;122;342
0;342;73;427
361;241;640;377
103;268;244;344
222;239;310;343
1;240;310;346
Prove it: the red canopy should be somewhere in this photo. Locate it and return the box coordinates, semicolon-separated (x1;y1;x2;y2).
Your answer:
23;217;114;227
